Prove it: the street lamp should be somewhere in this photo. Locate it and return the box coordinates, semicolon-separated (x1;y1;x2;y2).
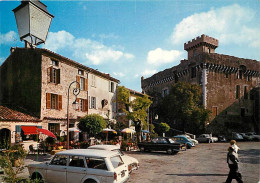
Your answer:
13;0;54;47
67;81;80;150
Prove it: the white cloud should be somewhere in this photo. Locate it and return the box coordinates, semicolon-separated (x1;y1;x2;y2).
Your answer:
113;72;125;77
141;69;157;76
147;48;183;66
171;4;260;48
0;31;18;45
43;30;134;65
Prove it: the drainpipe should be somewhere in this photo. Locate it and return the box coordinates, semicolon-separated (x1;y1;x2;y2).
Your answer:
201;64;207;109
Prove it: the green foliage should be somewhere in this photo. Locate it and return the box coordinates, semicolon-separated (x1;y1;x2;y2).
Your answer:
45;136;56;145
156;122;170;136
0;144;27;183
78;114;106;137
158;82;210;134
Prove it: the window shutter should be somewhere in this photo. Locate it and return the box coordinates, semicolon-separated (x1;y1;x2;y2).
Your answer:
47;67;52;83
46;93;51;109
50;67;53;82
76;76;80;88
89;96;92;109
85;78;88;91
58;95;62;110
84;99;88;112
56;69;60;84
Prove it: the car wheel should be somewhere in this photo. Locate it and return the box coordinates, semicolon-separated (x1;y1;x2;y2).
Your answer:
140;147;145;152
187;144;191;149
84;179;97;183
31;172;43;182
167;148;172;155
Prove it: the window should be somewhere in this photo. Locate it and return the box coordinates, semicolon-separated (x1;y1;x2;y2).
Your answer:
244;86;248;99
238;70;243;79
76;76;87;91
247;76;251;81
193;49;197;57
86;157;107;170
78;69;84;76
47;67;60;84
48;123;60;135
91;75;96;87
69;156;85;168
162;88;169;97
50;155;67;166
110;82;115;92
236;85;240;99
90;97;96;109
46;93;62;110
110;156;124;169
191;67;196;78
225;73;229;78
50;60;59;66
78;98;88;112
208;48;210;53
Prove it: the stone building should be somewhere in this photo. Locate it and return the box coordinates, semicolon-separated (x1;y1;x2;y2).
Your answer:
141;34;260;134
0;47;119;144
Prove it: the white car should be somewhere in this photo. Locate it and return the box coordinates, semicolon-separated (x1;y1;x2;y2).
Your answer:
182;135;199;145
88;145;139;173
28;149;129;183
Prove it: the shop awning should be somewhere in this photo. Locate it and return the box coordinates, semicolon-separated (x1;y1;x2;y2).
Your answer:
21;126;38;135
21;126;56;138
38;128;56;139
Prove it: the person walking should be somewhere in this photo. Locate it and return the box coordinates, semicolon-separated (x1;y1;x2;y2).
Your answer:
225;146;243;183
230;140;240;153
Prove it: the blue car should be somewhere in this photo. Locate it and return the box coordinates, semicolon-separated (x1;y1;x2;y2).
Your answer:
173;135;195;149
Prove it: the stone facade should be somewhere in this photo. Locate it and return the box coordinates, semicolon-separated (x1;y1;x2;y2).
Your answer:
141;35;260;134
0;47;119;138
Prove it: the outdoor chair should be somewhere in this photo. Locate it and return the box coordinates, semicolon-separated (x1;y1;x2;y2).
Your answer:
28;145;36;155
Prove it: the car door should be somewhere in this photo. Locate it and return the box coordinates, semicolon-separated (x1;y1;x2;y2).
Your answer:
46;155;67;183
66;156;87;183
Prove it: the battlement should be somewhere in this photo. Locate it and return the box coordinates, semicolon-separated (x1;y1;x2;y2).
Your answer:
184;34;218;51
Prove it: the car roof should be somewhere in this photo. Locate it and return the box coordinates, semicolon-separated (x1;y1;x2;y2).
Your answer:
56;149;119;158
174;135;186;138
88;145;119;151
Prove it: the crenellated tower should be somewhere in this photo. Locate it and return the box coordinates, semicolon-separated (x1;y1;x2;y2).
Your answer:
184;34;218;59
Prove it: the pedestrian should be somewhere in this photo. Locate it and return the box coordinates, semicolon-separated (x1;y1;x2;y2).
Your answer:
225;146;243;183
230;140;240;153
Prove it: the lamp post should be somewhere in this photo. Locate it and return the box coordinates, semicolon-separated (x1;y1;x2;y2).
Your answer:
67;81;80;150
13;0;54;47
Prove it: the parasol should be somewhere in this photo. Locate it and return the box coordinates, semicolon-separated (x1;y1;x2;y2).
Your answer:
102;128;117;143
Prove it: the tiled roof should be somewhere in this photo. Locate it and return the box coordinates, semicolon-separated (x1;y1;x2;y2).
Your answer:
0;105;41;122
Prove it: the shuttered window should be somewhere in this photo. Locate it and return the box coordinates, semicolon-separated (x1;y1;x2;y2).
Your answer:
46;93;62;110
47;67;60;84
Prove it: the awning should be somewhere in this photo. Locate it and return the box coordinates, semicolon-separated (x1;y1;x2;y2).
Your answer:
38;128;56;139
21;126;56;138
21;126;38;135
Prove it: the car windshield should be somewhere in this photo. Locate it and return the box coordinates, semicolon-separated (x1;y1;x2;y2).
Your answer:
110;155;124;168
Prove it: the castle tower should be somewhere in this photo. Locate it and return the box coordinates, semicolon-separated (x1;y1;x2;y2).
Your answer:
184;34;218;59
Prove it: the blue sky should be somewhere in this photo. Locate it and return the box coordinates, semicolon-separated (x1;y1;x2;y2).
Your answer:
1;0;260;92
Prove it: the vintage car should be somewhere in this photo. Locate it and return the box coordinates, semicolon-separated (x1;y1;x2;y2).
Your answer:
181;134;199;145
137;137;182;154
28;149;129;183
173;135;195;149
88;145;139;173
196;134;217;143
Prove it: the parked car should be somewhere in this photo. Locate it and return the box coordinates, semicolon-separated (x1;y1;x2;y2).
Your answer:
246;132;260;141
88;145;139;173
231;132;244;141
182;134;199;145
217;135;227;142
138;137;183;154
173;135;195;149
196;134;216;143
28;149;129;183
240;133;253;141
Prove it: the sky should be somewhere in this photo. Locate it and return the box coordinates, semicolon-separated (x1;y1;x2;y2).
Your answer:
0;0;260;92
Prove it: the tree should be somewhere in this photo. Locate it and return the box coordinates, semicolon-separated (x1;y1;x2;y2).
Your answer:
157;82;210;134
78;114;106;137
156;122;170;136
117;86;152;142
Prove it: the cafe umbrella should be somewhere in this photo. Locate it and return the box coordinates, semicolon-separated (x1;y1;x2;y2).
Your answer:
102;128;117;143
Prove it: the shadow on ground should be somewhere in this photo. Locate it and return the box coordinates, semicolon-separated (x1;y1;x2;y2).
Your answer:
165;173;228;177
239;149;260;165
